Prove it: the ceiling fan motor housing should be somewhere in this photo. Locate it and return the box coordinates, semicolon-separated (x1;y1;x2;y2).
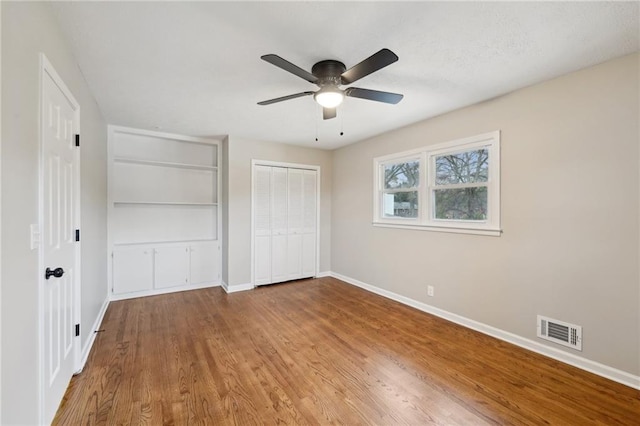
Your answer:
311;60;346;87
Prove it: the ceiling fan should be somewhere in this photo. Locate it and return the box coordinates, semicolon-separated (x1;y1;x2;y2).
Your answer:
258;48;403;120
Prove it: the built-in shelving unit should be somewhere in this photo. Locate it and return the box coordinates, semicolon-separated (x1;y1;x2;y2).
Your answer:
108;126;222;299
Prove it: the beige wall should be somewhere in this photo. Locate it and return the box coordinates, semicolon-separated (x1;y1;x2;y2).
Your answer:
331;53;639;375
1;2;108;423
226;137;332;287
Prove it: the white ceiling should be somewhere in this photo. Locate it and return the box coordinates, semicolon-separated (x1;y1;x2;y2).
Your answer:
51;1;639;150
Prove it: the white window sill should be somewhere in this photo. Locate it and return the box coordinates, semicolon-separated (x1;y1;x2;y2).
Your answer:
372;221;502;237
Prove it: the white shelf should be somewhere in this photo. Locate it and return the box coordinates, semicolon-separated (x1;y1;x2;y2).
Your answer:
114;201;218;206
108;126;222;299
114;156;217;171
114;238;218;247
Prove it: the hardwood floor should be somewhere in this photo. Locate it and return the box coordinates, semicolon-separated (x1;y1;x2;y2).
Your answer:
54;277;639;425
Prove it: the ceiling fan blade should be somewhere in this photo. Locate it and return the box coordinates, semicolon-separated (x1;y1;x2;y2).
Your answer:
261;54;318;84
345;87;403;104
340;49;399;85
257;91;314;105
323;107;337;120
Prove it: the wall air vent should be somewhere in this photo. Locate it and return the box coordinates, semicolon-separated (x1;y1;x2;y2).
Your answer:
537;315;582;351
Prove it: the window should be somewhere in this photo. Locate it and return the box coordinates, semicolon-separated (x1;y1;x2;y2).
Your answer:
373;131;501;236
381;159;420;219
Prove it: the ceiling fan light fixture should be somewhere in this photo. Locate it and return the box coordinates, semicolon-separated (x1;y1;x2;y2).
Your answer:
314;87;344;108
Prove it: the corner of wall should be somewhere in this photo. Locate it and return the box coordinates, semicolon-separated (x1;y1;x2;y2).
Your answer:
221;135;229;286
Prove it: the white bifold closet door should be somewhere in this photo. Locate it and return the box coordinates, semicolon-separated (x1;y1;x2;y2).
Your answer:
254;165;317;286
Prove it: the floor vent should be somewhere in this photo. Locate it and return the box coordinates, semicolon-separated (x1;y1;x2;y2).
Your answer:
537;315;582;351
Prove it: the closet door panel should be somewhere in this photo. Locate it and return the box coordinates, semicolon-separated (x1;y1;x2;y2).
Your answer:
254;166;272;237
254;166;273;285
288;169;304;234
271;167;288;283
302;234;316;277
254;235;272;285
302;170;317;277
271;235;288;283
302;170;317;234
287;234;303;280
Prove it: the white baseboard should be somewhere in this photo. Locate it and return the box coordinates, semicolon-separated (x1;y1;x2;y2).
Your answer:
316;271;331;278
110;281;221;301
329;271;640;390
222;281;254;293
76;296;109;373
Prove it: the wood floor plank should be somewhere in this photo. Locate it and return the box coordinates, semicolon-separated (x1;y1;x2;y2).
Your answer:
54;277;640;425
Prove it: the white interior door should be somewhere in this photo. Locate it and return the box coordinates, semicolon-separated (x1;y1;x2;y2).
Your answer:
41;56;80;424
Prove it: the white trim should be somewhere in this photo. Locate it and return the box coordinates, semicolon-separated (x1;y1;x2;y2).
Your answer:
372;222;502;237
250;159;321;287
222;282;254;293
38;53;82;425
77;297;109;373
0;2;3;418
0;3;3;418
110;281;221;301
315;271;331;278
108;125;222;146
329;271;640;390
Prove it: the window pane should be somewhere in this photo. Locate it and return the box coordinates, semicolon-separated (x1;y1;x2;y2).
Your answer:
383;191;418;218
384;161;419;189
435;149;488;185
434;187;487;220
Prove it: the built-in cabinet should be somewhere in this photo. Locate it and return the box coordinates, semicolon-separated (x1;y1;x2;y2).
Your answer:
253;164;318;286
108;126;221;299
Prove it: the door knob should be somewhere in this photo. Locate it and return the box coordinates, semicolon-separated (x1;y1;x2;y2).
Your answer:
45;267;64;280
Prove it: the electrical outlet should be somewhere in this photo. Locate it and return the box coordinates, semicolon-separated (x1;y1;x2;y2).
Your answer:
427;285;434;297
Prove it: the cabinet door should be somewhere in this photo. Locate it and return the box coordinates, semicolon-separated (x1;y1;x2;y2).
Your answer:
190;242;219;285
113;247;153;294
154;246;189;289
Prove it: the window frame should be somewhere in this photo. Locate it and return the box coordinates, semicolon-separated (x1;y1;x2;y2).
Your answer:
373;131;501;236
378;155;423;221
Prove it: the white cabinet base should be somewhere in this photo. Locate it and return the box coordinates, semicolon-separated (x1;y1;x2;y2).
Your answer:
111;241;221;300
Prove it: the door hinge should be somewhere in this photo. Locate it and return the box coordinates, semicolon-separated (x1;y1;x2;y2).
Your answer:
75;324;80;337
75;229;80;242
75;134;80;147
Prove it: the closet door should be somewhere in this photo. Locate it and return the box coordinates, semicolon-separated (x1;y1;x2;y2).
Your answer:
254;166;272;285
302;170;317;277
287;169;304;280
271;167;288;283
